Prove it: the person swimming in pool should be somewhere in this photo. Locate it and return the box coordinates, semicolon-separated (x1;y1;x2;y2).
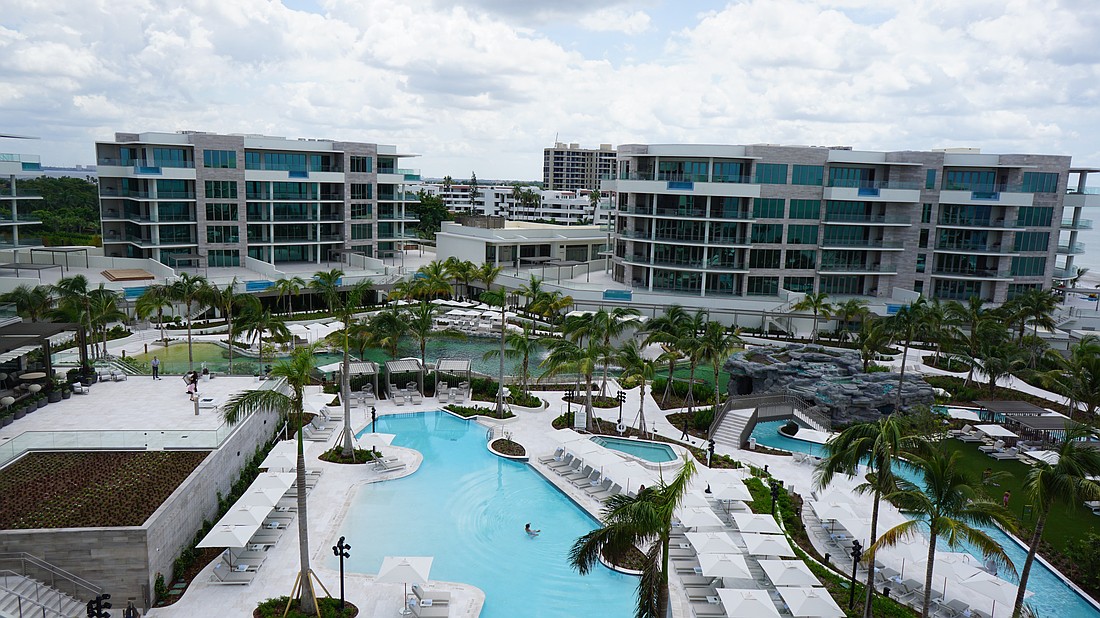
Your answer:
525;523;540;536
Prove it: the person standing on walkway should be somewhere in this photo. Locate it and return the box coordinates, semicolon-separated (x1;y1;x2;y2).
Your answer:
371;406;377;432
151;356;160;380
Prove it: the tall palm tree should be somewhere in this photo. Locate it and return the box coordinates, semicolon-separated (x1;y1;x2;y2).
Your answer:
974;343;1024;396
318;279;372;456
888;298;928;408
516;275;546;315
444;258;477;301
414;260;453;300
568;308;641;397
199;279;260;374
698;321;743;418
483;324;539;394
534;289;573;327
856;318;890;372
616;339;658;437
169;272;209;371
135;284;174;348
222;346;324;616
644;304;689;405
677;309;709;414
920;298;957;365
570;456;697;618
815;418;929;618
87;286;125;358
874;449;1016;618
51;275;94;361
792;291;834;343
834;298;869;339
1041;335;1100;418
1;284;53;322
1007;288;1059;342
405;301;440;369
474;262;503;299
238;307;290;366
541;336;606;431
481;287;511;418
1012;425;1100;618
271;276;306;315
946;296;1003;385
367;306;406;360
308;268;344;314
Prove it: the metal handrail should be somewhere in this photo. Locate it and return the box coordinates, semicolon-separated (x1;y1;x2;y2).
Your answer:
709;392;827;446
0;570;73;618
0;553;103;606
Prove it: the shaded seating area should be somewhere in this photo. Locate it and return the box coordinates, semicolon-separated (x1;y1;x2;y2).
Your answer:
317;360;379;408
385;358;424;402
436;359;471;404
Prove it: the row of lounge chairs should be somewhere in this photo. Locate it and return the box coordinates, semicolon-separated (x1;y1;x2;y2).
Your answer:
210;506;302;584
389;384;424;406
540;451;626;501
436;382;469;404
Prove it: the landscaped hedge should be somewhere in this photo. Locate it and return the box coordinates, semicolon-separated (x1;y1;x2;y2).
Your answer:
652;377;715;405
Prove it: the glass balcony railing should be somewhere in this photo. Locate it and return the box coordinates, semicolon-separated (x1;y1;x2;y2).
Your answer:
824;213;911;224
827;179;922;190
1061;218;1093;229
931;266;1010;278
934;242;1013;253
820;239;903;249
1057;242;1086;254
818;263;897;273
936;216;1008;228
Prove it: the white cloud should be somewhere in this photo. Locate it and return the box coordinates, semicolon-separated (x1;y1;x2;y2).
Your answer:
579;8;652;35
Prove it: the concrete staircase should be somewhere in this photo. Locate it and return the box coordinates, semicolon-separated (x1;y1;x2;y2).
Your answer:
0;572;84;618
711;408;753;451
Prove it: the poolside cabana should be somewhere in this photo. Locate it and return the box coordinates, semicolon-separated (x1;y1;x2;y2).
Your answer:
1006;414;1082;443
317;360;379;398
437;359;471;395
384;358;423;398
973;400;1047;422
0;262;61;281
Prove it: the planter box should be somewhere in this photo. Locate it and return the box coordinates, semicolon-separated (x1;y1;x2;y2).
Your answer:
1;415;12;426
47;392;62;403
510;399;549;414
13;408;25;420
36;399;46;409
61;391;72;400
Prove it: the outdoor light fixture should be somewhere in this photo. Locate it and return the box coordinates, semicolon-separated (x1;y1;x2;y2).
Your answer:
769;480;781;515
86;593;111;618
332;536;352;609
849;540;863;609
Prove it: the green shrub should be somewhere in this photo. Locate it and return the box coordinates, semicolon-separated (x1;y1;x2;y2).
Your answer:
255;596;357;618
444;403;514;419
552;411;573;429
154;572;169;604
652;377;714;404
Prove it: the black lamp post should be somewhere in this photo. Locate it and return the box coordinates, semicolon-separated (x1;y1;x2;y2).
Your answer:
616;391;625;425
849;539;863;610
332;536;352;609
769;480;781;515
86;593;111;618
565;390;574;418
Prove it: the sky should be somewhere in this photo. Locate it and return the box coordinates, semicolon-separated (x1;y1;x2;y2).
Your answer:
3;0;1100;180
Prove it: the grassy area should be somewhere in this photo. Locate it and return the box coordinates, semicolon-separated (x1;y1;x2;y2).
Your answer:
940;439;1100;552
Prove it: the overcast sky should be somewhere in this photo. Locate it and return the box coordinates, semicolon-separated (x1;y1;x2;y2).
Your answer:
3;0;1100;180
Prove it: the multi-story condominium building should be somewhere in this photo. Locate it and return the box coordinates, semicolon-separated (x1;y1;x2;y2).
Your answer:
543;142;616;191
421;183;611;226
96;131;419;267
607;144;1076;304
0;148;43;248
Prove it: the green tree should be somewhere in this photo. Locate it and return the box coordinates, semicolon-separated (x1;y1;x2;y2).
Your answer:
815;418;928;618
921;298;957;365
1041;335;1100;418
87;286;125;358
834;298;869;339
51;275;95;360
698;321;742;416
413;260;453;300
469;172;480;201
484;324;539;394
946;296;1004;385
444;258;478;301
1;284;53;322
271;276;306;315
1012;425;1100;618
199;279;260;375
405;301;441;369
169;273;210;371
616;339;658;437
19;176;100;242
367;306;406;360
570;456;697;618
410;191;453;239
222;346;325;616
888;298;928;408
676;309;709;414
321;280;373;456
481;286;511;418
1006;288;1059;342
238;307;289;365
857;318;890;372
874;449;1016;618
974;342;1024;395
541;335;606;431
792;291;834;343
308;269;344;314
135;284;173;347
644;305;689;405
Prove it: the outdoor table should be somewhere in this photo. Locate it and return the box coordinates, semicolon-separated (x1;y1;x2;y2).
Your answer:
20;372;46;381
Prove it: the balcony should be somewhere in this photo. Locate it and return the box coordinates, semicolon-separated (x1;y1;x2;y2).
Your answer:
936;216;1008;229
931;266;1012;280
653;233;708;244
397;168;421;181
100;188;195;200
819;239;904;250
709;235;751;247
822;214;910;226
823;179;921;203
619;229;651;240
1057;242;1086;255
940;186;1033;207
0;153;41;173
933;242;1016;255
817;263;898;274
1061;218;1093;230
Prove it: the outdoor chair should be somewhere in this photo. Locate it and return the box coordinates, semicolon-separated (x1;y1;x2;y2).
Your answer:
210;562;256;584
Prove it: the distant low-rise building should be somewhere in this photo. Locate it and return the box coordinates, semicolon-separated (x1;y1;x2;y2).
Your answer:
421;183;611;226
0;147;43;248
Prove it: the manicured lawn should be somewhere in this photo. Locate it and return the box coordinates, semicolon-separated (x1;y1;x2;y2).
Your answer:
0;451;208;529
941;439;1100;551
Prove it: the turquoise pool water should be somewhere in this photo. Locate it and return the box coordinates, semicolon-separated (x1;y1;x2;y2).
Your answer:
340;411;635;617
590;436;677;463
749;420;1100;618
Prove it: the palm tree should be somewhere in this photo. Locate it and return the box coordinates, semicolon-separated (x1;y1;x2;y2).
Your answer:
1007;288;1059;342
856;319;890;372
516;275;546;315
271;276;306;315
541;336;606;431
873;449;1016;618
792;292;834;343
199;279;260;374
570;456;697;618
405;301;440;369
222;346;325;616
238;307;290;366
569;308;641;397
416;261;453;300
135;284;174;348
87;286;125;358
2;284;53;322
481;287;511;418
1012;425;1100;618
946;296;1003;385
677;309;709;415
51;275;95;361
888;298;928;408
834;298;869;339
920;298;957;365
308;269;344;314
367;306;406;360
441;175;453;193
483;324;539;394
616;339;658;437
698;321;742;419
474;262;502;299
644;305;689;405
1041;336;1100;418
319;280;373;456
169;272;209;371
974;343;1024;395
444;258;477;301
815;418;929;618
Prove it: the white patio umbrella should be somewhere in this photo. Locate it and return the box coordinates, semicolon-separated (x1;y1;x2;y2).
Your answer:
601;460;654;493
975;424;1018;439
377;556;433;615
197;524;259;549
238;485;287;508
359;432;396;451
716;588;781;618
217;505;274;527
776;586;845;618
710;481;753;503
303;393;335;414
259;440;299;471
676;507;724;529
250;472;295;492
742;532;797;558
699;553;752;580
957;572;1031;617
686;532;742;555
681;491;712;509
759;560;821;587
731;513;784;535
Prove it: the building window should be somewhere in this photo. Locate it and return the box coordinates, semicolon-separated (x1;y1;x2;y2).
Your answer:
921;203;932;224
205;180;238;199
1007;283;1042;300
351;203;373;219
944;170;995;191
787;224;818;245
916;253;926;273
749;249;781;269
752;198;784;218
1011;256;1046;277
925;169;936;189
828;167;874;187
754;163;788;185
913;280;924;294
918;229;929;249
205;203;238;221
207;225;239;244
712;161;745;183
208;249;240;267
750;223;783;244
1015;207;1053;227
351;183;373;200
351;224;373;240
783;276;815;293
792;165;824;186
747;276;779;296
350;156;373;173
203;150;237;169
1022;172;1059;193
785;249;816;269
820;275;862;295
1013;231;1050;252
789;200;821;220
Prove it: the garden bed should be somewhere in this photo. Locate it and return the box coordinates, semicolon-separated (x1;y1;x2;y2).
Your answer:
319;446;382;465
0;451;208;529
255;597;358;618
491;438;526;457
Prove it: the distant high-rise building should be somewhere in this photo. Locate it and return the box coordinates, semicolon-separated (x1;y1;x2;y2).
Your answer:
95;131;419;267
543;142;616;191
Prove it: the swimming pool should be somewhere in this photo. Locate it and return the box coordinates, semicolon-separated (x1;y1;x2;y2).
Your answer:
749;420;1100;618
590;436;677;463
340;411;635;617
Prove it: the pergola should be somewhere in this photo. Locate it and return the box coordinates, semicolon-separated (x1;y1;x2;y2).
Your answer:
0;262;62;281
317;360;379;397
436;359;471;392
328;247;365;265
1006;414;1083;443
0;322;83;379
29;247;90;272
165;252;207;275
546;259;584;283
384;358;424;398
973;400;1049;422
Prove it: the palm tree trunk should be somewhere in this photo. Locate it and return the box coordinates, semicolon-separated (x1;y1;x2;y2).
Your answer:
811;312;819;343
600;335;611;398
158;308;168;348
922;532;938;618
896;340;910;409
862;488;882;618
584;373;595;432
1012;509;1048;618
658;534;671;618
498;305;506;418
227;310;234;374
295;421;317;615
340;334;354;458
662;358;675;404
686;362;697;416
638;382;647;437
186;301;194;372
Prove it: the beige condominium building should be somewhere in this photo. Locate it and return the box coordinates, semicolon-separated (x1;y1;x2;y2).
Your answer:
543;142;616;192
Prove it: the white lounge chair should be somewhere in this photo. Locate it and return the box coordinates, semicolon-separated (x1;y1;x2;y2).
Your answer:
438;384;450;403
210;562;256;584
454;390;465;404
538;448;565;464
411;391;423;405
412;584;450;605
591;483;622;501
